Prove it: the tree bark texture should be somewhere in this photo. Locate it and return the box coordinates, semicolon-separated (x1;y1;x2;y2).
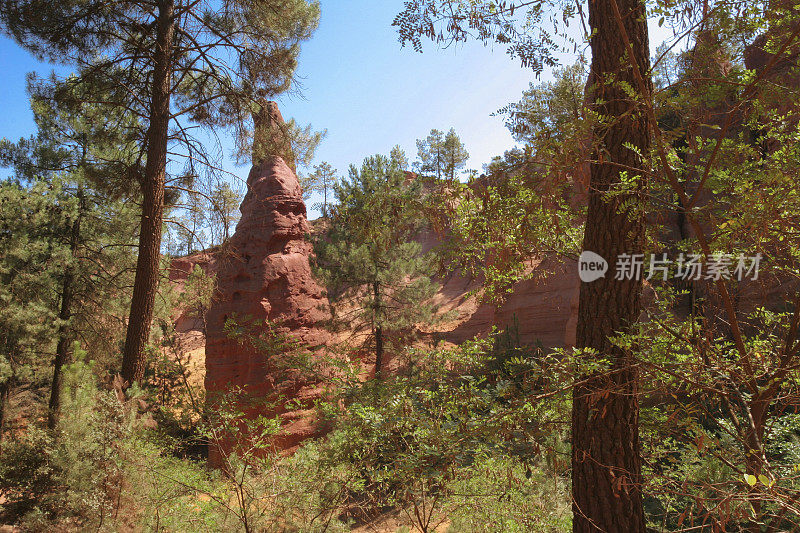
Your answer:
121;0;174;385
571;0;651;531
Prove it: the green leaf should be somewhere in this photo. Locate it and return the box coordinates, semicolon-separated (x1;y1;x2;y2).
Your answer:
758;474;774;488
744;473;757;486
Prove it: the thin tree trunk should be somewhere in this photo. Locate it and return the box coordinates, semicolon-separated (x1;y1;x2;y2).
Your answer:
121;0;174;386
375;325;383;375
745;399;771;527
0;379;10;455
373;280;383;376
571;0;651;531
48;186;84;430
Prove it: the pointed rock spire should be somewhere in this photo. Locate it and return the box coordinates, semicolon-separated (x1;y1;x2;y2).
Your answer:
204;102;330;466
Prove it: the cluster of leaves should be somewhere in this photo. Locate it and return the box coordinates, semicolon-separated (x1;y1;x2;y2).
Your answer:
431;152;583;301
0;180;69;392
630;291;800;530
301;160;338;217
312;325;572;531
393;0;577;75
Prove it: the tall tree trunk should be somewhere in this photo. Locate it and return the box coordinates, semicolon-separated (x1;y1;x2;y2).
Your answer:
373;280;384;375
48;186;84;430
375;325;384;375
121;0;175;386
571;0;651;531
0;379;10;455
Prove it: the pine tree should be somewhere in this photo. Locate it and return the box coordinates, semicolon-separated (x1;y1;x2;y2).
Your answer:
415;128;468;180
569;1;650;529
304;161;337;217
0;0;320;386
314;152;440;375
0;179;66;447
442;128;469;180
415;128;444;179
390;145;409;170
1;76;141;430
208;180;242;244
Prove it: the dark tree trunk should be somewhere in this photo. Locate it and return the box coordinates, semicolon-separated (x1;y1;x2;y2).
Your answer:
571;0;651;531
121;0;174;386
375;324;383;375
0;379;9;454
373;280;384;376
48;187;84;430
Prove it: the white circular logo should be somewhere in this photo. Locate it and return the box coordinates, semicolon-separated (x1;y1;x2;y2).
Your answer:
578;251;608;282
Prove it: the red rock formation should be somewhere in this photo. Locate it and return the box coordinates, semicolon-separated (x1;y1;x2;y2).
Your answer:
204;102;330;465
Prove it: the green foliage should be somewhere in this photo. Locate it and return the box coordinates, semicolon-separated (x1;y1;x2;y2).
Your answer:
309;329;571;531
0;324;571;531
0;79;140;401
433;165;582;301
0;179;66;390
415;128;469;180
0;347;137;529
22;72;144;199
0;342;355;532
422;64;590;302
0;428;62;522
178;266;216;325
3;3;800;531
393;0;571;74
398;4;800;530
446;456;571;532
2;0;323;383
500;62;588;145
166;179;243;253
0;0;321;126
302;160;338;216
314;152;444;366
174;189;208;255
208;180;243;244
390;144;410;170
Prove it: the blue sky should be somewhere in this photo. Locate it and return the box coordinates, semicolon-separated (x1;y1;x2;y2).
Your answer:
0;1;672;217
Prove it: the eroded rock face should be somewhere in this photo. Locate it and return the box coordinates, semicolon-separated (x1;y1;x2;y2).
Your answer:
441;257;579;348
204;102;330;463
